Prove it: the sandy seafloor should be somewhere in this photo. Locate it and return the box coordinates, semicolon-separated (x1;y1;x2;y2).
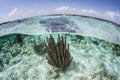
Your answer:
0;33;120;80
0;14;120;80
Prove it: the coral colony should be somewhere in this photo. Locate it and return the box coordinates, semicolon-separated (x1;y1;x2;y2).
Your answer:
46;35;73;71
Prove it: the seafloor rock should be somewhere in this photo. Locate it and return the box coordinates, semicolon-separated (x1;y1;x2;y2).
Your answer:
0;59;4;71
32;39;46;55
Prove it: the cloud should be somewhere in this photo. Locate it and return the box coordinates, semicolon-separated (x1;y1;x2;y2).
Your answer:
54;6;120;23
54;6;77;14
0;16;2;20
8;8;18;17
105;11;120;19
0;6;120;24
55;6;70;11
0;16;4;23
55;6;97;15
80;9;97;14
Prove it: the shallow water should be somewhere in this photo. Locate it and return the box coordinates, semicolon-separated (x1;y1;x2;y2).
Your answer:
0;33;120;80
0;15;120;45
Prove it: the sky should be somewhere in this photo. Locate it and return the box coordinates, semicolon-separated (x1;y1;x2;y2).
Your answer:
0;0;120;24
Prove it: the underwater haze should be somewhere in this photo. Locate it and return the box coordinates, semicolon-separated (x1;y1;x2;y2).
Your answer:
0;14;120;80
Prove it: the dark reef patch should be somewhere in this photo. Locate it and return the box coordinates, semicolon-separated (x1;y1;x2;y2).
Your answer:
39;17;76;33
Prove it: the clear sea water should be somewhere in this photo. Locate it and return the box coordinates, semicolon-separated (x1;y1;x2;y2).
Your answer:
0;15;120;80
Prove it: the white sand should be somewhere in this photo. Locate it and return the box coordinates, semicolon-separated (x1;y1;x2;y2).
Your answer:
0;33;120;80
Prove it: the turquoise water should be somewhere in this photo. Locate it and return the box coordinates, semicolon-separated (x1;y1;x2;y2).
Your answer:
0;33;120;80
0;15;120;45
0;14;120;80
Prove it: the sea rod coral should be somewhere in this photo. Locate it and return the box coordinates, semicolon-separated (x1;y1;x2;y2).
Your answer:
46;34;73;71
